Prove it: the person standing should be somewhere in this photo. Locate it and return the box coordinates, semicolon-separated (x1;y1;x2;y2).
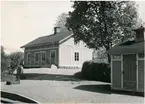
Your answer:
16;62;23;83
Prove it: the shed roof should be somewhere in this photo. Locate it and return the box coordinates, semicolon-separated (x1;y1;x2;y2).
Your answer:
21;31;73;48
109;40;144;54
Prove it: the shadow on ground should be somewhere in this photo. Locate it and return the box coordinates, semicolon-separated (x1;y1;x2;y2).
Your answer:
74;71;110;83
21;73;81;81
74;84;144;97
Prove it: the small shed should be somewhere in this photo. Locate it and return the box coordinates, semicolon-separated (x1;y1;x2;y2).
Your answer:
109;26;144;92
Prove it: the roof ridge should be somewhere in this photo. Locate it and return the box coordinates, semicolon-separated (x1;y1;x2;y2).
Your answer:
21;31;72;48
38;31;72;38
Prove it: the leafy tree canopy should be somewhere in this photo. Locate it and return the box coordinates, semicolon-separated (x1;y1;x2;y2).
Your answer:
9;52;24;71
1;46;10;72
55;12;69;32
66;1;139;51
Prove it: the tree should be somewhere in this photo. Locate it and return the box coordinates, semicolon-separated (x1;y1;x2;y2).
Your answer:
66;1;139;63
9;52;24;72
1;46;10;72
55;12;69;32
1;46;5;57
92;47;108;63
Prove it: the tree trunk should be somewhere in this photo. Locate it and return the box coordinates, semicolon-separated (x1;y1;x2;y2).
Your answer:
107;53;111;64
105;46;111;64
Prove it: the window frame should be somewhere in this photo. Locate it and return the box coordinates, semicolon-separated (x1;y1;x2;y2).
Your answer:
35;52;39;62
27;53;30;61
27;53;31;64
41;51;46;62
50;50;56;59
74;52;79;61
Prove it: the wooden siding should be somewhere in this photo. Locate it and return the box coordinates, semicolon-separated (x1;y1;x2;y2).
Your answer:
59;37;93;68
24;47;59;68
112;54;144;92
112;61;122;88
138;60;144;92
123;54;136;90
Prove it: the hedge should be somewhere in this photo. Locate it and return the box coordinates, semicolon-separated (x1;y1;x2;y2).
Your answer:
81;61;110;82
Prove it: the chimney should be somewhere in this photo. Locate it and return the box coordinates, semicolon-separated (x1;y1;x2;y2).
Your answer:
54;27;61;34
133;26;145;42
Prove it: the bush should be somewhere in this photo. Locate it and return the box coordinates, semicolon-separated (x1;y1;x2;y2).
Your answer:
1;58;10;72
74;71;83;79
81;61;110;82
81;60;92;77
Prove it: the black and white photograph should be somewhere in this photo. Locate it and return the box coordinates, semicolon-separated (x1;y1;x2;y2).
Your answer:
1;0;145;103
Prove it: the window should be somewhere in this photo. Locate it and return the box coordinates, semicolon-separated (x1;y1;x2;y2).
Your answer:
50;50;56;64
50;50;56;59
35;53;39;62
112;54;121;59
27;53;31;62
75;52;79;61
41;51;46;61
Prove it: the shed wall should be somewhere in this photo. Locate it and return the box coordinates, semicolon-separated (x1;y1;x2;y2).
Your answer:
111;54;144;92
112;61;122;88
138;60;144;92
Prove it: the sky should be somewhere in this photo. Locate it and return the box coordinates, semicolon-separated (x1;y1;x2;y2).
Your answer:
1;1;145;54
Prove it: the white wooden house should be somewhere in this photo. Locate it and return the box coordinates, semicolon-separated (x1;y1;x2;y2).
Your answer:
21;27;93;68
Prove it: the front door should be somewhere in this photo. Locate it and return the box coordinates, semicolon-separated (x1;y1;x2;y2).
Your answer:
123;54;136;90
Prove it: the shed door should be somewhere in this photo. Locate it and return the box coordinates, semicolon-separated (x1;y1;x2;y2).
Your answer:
123;54;136;90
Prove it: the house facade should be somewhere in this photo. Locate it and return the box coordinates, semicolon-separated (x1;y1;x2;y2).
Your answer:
109;26;144;93
21;27;93;68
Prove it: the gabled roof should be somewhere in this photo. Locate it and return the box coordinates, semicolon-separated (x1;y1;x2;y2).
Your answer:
21;31;73;48
109;39;145;54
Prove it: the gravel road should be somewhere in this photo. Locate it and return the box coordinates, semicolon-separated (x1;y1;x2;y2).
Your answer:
1;68;144;103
